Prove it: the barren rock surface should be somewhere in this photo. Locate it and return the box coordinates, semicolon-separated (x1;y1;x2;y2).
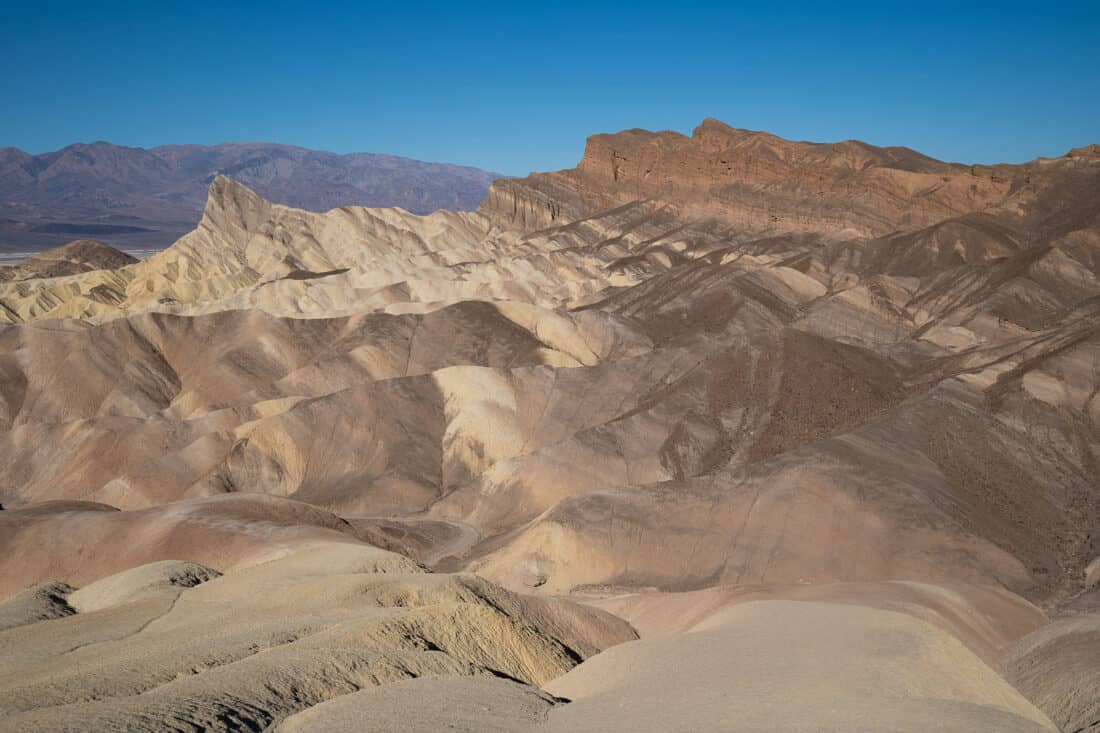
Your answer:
1;119;1098;730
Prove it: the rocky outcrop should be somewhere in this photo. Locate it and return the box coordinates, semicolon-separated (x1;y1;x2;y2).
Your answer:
484;118;1020;237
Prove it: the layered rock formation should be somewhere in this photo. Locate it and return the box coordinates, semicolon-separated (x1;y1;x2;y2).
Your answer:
481;118;1016;235
1;119;1097;731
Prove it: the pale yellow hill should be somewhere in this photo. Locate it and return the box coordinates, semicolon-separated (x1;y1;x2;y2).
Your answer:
0;541;635;731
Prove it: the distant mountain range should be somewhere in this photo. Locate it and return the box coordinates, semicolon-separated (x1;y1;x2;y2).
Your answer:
0;141;501;253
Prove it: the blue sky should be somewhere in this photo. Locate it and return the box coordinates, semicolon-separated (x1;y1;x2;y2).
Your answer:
1;1;1097;175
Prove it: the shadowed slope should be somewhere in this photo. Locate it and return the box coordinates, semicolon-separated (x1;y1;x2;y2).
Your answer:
1;119;1099;731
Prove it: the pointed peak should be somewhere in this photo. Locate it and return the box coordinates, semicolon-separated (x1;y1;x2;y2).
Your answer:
692;118;784;146
694;117;737;134
207;173;260;198
0;147;32;165
201;175;272;233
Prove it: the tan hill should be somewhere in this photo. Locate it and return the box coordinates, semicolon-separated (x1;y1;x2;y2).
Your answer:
0;239;137;283
541;601;1056;732
587;580;1047;669
1;119;1098;730
0;536;634;731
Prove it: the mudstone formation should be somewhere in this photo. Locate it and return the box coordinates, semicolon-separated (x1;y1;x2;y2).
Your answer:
1;119;1098;732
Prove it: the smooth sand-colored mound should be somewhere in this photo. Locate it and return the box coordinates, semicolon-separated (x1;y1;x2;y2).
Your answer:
588;580;1046;668
66;560;220;613
544;600;1057;733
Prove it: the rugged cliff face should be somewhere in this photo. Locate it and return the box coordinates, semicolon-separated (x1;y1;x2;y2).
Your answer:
480;118;1081;238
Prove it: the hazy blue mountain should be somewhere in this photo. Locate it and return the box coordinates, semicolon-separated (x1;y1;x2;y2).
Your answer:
0;141;500;254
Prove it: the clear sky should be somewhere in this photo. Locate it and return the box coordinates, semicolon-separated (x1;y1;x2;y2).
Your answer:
2;1;1098;175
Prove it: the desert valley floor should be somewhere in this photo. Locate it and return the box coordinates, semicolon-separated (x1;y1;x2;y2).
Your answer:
1;119;1099;731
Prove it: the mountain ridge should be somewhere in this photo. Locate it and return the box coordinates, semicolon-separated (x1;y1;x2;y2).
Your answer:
1;117;1098;731
0;141;502;253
